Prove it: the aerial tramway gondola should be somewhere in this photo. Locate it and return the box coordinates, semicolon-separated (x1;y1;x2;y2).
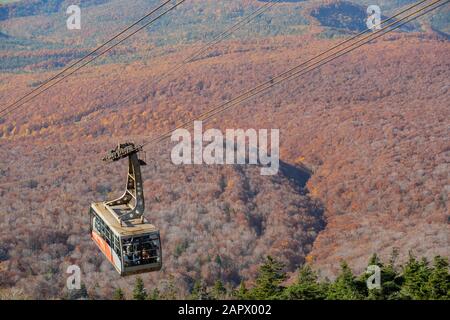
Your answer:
89;142;162;276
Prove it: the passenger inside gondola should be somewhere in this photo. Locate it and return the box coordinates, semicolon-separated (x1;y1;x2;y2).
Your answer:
122;236;160;267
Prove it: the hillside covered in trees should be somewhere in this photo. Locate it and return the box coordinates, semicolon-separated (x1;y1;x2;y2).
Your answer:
3;252;448;300
0;0;449;299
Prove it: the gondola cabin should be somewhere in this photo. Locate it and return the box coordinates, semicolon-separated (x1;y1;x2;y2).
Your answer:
90;142;162;276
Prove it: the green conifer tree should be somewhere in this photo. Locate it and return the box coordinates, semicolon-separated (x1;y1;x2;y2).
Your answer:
161;275;178;300
133;277;148;300
112;287;125;300
425;256;449;300
150;288;160;300
400;253;431;299
359;254;382;299
235;281;249;300
190;279;210;300
211;280;227;300
327;261;363;300
283;265;325;300
249;256;287;300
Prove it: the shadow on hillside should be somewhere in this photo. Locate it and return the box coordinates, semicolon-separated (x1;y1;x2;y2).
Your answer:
309;1;415;33
279;160;311;189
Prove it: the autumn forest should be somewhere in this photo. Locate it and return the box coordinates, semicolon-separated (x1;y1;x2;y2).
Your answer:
0;0;448;300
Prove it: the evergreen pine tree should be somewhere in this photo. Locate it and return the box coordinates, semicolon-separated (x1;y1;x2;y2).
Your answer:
150;288;160;300
250;256;287;300
161;275;178;300
319;278;331;298
133;277;148;300
358;253;401;300
425;256;449;300
360;254;383;300
400;252;420;299
400;253;431;299
112;287;125;300
190;279;210;300
235;281;248;300
190;280;202;300
381;257;403;300
215;255;222;266
327;261;363;300
283;265;325;300
211;280;227;300
368;253;382;266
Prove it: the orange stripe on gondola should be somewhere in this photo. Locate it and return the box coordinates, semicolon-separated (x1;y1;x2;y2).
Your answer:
92;231;113;263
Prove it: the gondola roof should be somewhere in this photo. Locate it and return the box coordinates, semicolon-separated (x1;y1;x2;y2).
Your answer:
91;202;158;237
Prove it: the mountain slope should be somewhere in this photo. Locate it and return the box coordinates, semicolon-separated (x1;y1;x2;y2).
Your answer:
0;0;448;298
